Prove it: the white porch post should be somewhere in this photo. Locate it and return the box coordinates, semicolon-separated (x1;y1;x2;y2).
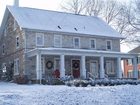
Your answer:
81;56;86;79
100;56;105;79
36;51;42;84
133;57;138;79
117;57;122;78
60;55;65;78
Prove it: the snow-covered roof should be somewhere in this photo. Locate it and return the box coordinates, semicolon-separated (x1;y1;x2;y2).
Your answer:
1;6;123;38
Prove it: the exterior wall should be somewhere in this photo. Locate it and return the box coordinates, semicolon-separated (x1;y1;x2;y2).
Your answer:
25;30;120;52
0;13;26;79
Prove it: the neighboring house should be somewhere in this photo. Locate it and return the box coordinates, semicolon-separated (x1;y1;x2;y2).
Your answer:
124;46;140;79
0;3;138;83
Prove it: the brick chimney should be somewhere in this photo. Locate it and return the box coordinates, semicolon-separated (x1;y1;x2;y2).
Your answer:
14;0;19;7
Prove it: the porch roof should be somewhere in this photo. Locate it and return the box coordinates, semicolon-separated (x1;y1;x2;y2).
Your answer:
26;48;137;59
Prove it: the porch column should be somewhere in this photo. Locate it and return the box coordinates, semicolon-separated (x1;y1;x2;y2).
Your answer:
133;57;138;79
60;55;65;78
81;56;86;79
100;56;105;79
117;57;122;78
36;51;42;84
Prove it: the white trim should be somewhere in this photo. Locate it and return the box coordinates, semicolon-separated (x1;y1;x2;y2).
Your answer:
106;40;112;50
54;35;62;47
89;38;96;49
36;33;44;46
73;37;80;48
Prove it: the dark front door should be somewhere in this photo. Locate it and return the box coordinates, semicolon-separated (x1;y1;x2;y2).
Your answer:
72;60;80;78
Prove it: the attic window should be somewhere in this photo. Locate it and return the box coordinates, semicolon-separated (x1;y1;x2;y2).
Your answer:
58;26;61;29
74;28;78;31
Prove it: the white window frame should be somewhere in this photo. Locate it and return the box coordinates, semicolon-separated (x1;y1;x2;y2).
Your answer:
2;63;6;73
2;44;5;55
36;33;44;46
106;60;115;75
14;58;19;75
73;37;80;48
106;40;112;50
54;35;62;47
90;38;96;49
16;36;20;49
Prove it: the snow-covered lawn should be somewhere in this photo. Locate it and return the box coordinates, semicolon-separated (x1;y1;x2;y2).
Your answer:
0;82;140;105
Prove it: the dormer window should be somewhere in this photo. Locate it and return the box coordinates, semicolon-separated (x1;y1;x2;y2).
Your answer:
106;40;112;50
36;33;44;46
16;36;20;48
74;28;78;31
58;26;61;29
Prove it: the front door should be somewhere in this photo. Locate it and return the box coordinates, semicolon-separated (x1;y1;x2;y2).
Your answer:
90;61;98;78
72;60;80;78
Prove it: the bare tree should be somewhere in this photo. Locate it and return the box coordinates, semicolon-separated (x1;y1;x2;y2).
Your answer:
61;0;139;43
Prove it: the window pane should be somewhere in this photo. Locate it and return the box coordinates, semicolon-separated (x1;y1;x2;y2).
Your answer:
36;33;44;46
107;41;111;50
91;40;95;48
54;35;62;47
74;38;80;48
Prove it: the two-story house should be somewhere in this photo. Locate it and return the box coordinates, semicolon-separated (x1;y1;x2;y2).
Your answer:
0;2;138;83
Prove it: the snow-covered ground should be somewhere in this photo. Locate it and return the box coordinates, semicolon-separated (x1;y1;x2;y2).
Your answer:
0;82;140;105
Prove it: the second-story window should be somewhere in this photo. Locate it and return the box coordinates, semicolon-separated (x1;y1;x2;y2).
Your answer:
54;35;62;47
4;28;7;37
36;33;44;46
90;39;96;49
73;37;80;48
16;36;20;48
106;40;112;50
2;44;5;55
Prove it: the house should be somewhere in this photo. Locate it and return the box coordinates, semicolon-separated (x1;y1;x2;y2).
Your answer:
124;46;140;79
0;1;138;83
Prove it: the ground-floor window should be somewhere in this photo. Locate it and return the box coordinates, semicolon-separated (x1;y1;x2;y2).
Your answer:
128;70;133;78
105;60;115;75
14;58;19;75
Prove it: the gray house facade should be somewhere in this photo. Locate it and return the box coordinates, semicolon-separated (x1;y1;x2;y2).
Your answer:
0;5;138;83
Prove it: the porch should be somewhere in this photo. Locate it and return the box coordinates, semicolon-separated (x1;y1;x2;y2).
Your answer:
26;48;138;83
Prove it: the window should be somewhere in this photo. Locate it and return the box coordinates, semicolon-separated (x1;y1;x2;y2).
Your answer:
16;36;20;48
36;33;44;46
127;59;132;65
4;28;7;36
2;63;6;73
90;39;96;49
137;57;140;64
54;58;60;70
73;37;80;48
14;58;19;75
105;60;115;74
2;44;5;55
54;35;62;47
41;57;45;74
128;70;133;78
106;40;112;50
